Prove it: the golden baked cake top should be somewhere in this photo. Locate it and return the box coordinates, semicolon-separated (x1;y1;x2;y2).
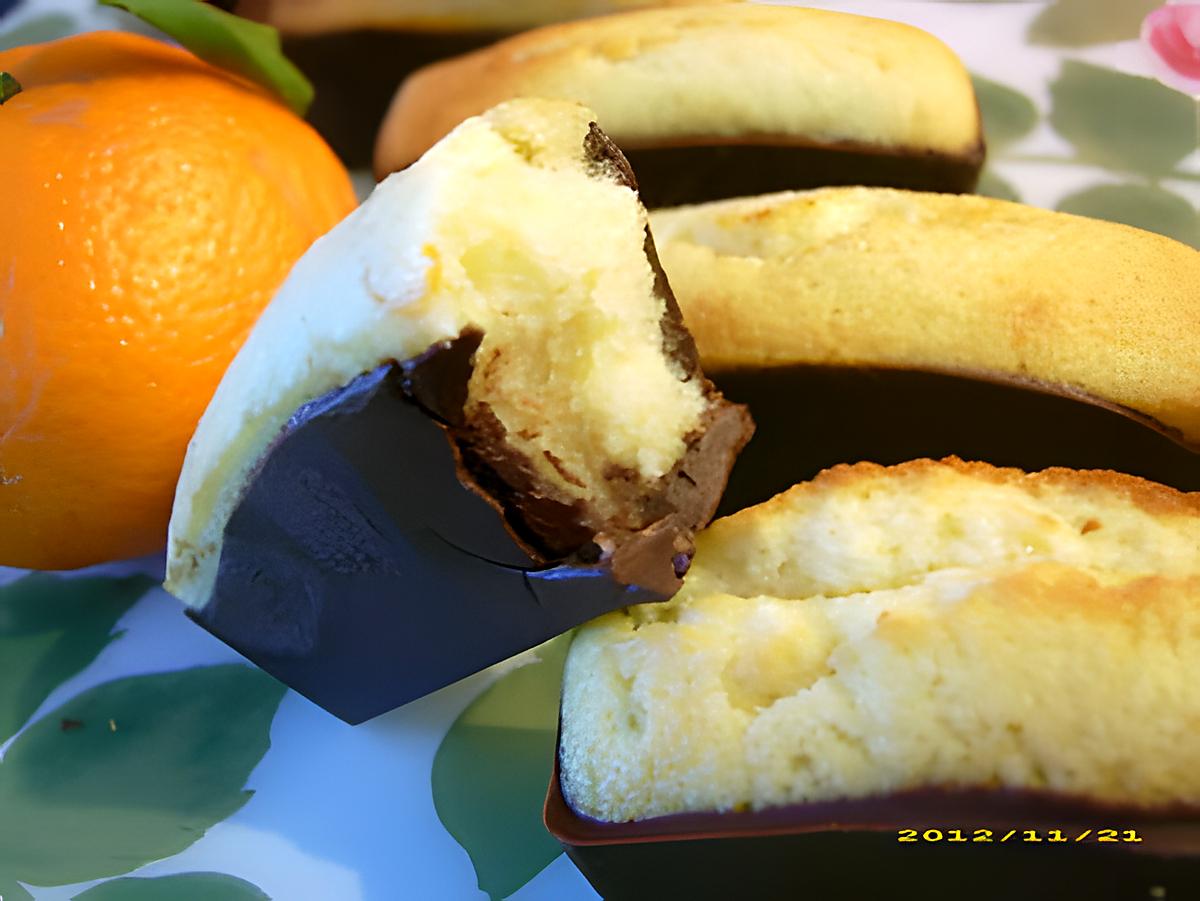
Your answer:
376;4;982;176
560;458;1200;822
651;187;1200;447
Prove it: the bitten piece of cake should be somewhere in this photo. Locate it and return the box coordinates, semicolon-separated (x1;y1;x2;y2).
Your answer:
163;100;749;720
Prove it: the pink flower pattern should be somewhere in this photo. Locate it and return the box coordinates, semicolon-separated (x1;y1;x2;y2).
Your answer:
1142;3;1200;95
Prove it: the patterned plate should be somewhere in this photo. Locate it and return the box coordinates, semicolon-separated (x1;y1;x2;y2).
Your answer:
1;1;1196;898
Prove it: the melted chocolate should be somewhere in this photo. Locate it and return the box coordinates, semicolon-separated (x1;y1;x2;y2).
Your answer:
545;760;1200;900
623;140;983;208
713;365;1200;517
437;124;752;591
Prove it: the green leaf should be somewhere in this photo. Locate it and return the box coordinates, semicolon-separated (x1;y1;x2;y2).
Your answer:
1029;0;1160;47
0;665;287;887
73;872;270;900
971;74;1038;150
976;170;1022;203
0;880;34;901
0;13;76;52
1049;61;1194;175
1057;183;1199;248
98;0;313;115
0;574;154;743
0;71;22;105
432;637;570;901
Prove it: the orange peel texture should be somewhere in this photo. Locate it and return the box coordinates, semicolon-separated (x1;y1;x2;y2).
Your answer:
1;31;356;569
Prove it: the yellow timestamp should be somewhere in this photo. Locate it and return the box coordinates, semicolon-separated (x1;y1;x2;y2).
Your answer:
898;828;1143;843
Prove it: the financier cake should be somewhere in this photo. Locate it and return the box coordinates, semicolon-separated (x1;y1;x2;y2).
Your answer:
649;187;1200;508
559;458;1200;824
375;5;984;204
234;0;733;164
165;98;750;720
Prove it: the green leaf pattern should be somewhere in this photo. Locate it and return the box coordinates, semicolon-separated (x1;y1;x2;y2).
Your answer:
1049;61;1194;176
972;74;1038;150
0;666;285;887
972;73;1040;204
432;636;571;901
0;578;282;898
72;872;271;900
0;5;1195;899
1056;184;1199;248
1028;0;1161;48
0;14;76;52
972;65;1196;248
0;575;153;742
0;880;35;901
975;170;1022;203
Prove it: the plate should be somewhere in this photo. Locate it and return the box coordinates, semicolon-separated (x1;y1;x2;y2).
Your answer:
0;1;1195;898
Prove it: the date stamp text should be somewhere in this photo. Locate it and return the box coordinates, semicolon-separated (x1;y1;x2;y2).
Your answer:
897;828;1143;844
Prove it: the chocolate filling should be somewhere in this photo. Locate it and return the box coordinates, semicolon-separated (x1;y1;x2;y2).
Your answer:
437;125;752;591
712;365;1200;517
186;124;751;722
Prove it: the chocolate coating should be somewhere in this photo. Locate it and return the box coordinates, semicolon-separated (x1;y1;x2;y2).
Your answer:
283;26;984;188
545;761;1200;900
547;363;1200;895
277;29;506;167
712;365;1200;517
622;139;984;208
190;361;667;724
186;126;750;721
193;316;746;723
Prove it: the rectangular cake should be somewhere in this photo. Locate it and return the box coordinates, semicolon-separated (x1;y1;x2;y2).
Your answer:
549;459;1200;899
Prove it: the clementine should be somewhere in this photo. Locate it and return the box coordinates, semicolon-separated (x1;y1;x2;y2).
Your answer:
1;31;356;569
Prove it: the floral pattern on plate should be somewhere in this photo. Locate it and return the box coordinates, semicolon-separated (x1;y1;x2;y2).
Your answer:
0;1;1196;898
